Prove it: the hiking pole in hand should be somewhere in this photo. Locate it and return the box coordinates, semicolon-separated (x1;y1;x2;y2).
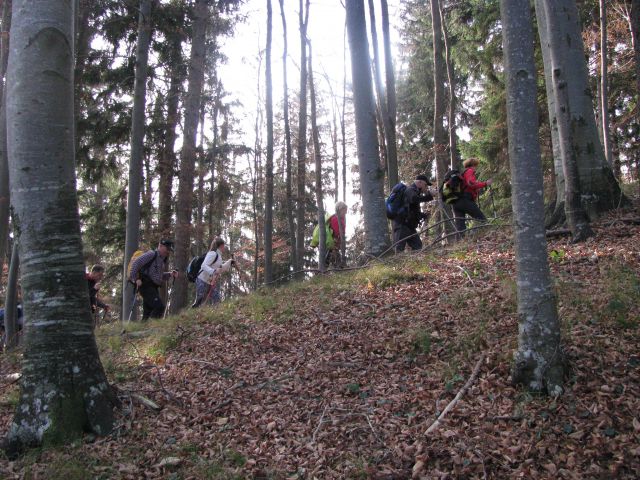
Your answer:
163;275;175;319
127;284;139;323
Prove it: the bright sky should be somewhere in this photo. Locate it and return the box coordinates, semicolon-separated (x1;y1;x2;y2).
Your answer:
218;0;403;238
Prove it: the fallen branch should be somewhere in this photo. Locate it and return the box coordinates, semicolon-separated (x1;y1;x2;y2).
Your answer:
131;393;162;411
545;229;571;238
424;353;485;435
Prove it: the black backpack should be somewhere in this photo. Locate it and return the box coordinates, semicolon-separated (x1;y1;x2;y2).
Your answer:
385;183;408;219
440;169;466;204
186;252;218;282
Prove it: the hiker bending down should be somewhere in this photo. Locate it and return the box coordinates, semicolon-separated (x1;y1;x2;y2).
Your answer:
192;237;234;308
392;174;434;252
129;239;178;320
86;264;110;315
452;158;492;237
327;201;348;267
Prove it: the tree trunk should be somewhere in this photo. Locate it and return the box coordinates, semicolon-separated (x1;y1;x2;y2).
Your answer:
278;0;297;272
346;0;389;256
264;0;274;284
0;0;11;273
500;0;565;396
542;0;594;243
631;0;640;99
430;0;453;234
3;239;19;350
172;0;208;311
308;42;326;272
599;0;614;171
4;0;117;455
295;0;310;275
380;0;398;188
158;35;182;239
440;2;459;169
122;0;153;322
534;0;624;222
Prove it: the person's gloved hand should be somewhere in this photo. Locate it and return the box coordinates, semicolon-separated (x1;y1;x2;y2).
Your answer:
420;212;429;221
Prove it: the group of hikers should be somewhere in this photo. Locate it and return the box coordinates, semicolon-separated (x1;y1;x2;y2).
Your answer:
46;158;492;326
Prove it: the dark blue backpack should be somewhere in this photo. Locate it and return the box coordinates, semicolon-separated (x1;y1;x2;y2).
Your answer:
186;252;218;282
385;183;408;219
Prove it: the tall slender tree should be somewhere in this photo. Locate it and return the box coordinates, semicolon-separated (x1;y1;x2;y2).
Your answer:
500;0;565;396
631;0;640;98
295;0;310;275
0;0;11;269
172;0;209;310
4;0;117;454
599;0;613;170
308;42;326;272
380;0;398;188
440;2;458;169
264;0;274;283
278;0;297;272
122;0;153;321
346;0;389;256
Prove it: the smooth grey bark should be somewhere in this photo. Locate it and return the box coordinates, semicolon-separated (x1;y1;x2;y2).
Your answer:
308;42;326;272
173;0;208;311
278;0;297;272
542;0;593;243
295;0;309;275
342;18;347;205
500;0;565;396
264;0;274;284
599;0;613;170
380;0;398;187
0;0;11;272
534;0;624;222
122;0;153;322
346;0;389;256
440;2;458;169
3;239;19;350
4;0;116;454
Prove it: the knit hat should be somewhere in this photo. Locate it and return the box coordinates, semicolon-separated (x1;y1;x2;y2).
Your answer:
415;174;432;185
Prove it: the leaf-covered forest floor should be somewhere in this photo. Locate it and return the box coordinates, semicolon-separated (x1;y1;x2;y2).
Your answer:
1;208;639;479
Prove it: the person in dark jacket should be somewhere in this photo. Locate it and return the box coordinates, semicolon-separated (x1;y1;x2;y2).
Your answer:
129;239;178;320
452;157;492;237
86;264;110;314
393;174;434;252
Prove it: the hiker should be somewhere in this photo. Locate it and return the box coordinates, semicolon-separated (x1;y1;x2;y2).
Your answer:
192;237;234;308
86;264;111;315
327;201;348;267
129;239;178;320
392;174;434;252
451;158;492;237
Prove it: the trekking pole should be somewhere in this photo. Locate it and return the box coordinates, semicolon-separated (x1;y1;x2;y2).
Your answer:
163;277;175;319
489;186;497;219
127;284;139;323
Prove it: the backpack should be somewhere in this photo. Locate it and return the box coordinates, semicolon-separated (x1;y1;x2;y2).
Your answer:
385;183;408;219
186;252;218;283
310;214;336;250
127;249;158;284
440;169;466;204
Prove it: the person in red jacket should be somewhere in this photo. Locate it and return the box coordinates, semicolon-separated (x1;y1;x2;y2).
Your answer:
452;157;492;237
326;201;348;267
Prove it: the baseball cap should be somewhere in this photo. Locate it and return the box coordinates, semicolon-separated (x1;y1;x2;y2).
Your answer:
160;239;175;252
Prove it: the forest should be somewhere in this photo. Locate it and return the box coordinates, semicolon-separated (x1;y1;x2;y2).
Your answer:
0;0;639;478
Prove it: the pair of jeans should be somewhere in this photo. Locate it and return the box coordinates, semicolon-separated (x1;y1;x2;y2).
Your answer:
452;192;487;237
192;277;221;308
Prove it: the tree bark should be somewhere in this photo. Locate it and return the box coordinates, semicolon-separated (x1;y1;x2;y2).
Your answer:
308;42;326;272
295;0;310;275
599;0;613;171
3;239;19;350
122;0;153;322
346;0;389;256
631;0;640;99
278;0;297;272
500;0;565;396
4;0;117;454
534;0;624;222
264;0;274;284
0;0;11;273
440;2;458;169
172;0;209;311
542;0;594;243
380;0;398;188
